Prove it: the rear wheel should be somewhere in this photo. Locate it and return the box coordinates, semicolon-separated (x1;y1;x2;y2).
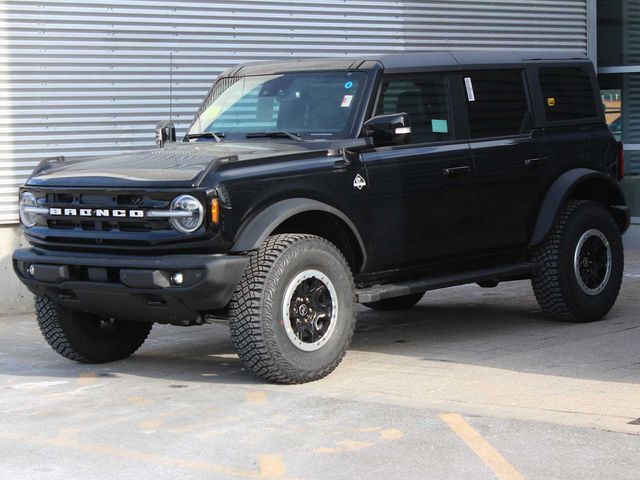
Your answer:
36;296;152;363
229;234;356;384
362;292;425;311
531;200;623;323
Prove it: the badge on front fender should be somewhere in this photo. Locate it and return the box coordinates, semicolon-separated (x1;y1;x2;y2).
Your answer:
353;174;367;190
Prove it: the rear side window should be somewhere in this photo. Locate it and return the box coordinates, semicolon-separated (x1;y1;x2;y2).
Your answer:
464;70;531;138
376;74;455;145
539;67;598;122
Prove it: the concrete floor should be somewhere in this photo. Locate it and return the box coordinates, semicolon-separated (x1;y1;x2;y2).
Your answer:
1;255;640;479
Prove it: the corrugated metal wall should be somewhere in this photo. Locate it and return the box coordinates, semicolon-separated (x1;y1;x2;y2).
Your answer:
623;0;640;173
0;0;588;224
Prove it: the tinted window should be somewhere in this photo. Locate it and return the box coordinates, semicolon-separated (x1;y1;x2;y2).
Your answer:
376;74;454;144
539;67;598;122
465;70;531;138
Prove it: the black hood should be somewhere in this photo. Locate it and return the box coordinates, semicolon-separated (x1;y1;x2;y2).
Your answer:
25;140;342;188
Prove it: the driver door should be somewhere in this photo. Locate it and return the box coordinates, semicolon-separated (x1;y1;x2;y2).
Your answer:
361;73;477;272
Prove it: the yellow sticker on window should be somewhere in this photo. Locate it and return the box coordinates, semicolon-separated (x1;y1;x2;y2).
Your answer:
547;97;556;107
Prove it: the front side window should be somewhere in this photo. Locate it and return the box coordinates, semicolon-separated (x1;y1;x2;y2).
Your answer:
539;67;598;122
375;74;455;145
188;71;367;140
465;70;531;139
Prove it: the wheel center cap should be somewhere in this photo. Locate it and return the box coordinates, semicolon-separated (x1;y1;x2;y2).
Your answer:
298;304;309;317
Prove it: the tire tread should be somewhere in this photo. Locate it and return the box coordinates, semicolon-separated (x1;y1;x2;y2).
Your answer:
36;296;152;363
229;234;355;384
531;200;623;322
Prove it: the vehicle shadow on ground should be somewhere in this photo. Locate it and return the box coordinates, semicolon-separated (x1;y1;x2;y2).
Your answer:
3;277;639;387
351;276;640;383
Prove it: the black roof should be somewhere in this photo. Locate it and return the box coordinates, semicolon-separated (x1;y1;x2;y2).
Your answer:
378;50;588;73
224;50;589;77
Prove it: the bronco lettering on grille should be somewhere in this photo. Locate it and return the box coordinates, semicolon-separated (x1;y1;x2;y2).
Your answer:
48;208;145;218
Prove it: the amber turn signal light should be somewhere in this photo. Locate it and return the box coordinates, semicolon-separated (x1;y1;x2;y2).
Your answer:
210;198;220;224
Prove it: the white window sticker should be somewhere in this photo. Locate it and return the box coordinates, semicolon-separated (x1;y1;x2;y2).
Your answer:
464;77;475;102
341;95;354;107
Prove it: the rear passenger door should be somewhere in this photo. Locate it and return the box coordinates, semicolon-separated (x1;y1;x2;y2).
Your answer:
362;73;476;271
463;69;555;251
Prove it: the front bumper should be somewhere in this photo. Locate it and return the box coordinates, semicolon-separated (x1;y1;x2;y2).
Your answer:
13;248;249;324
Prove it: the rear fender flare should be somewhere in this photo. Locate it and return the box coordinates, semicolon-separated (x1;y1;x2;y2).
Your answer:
529;168;627;246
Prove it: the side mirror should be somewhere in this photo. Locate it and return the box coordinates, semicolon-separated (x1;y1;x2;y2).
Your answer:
362;113;411;147
155;120;176;147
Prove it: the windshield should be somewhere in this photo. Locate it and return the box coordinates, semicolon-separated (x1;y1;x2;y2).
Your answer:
188;71;368;141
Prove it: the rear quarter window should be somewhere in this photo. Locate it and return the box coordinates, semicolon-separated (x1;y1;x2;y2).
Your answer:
539;67;598;122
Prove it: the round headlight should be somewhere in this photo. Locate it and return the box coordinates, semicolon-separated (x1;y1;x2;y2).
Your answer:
19;192;39;228
169;195;204;234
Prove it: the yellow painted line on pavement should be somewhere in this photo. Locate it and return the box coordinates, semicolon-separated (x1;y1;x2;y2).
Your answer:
140;417;164;431
50;427;81;445
337;439;373;450
245;391;267;405
440;413;524;480
314;439;374;454
0;431;298;479
314;447;341;454
259;454;286;477
77;372;97;385
355;427;380;432
170;419;218;434
379;428;404;440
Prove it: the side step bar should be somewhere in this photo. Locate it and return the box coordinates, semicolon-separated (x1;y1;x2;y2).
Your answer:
356;262;536;303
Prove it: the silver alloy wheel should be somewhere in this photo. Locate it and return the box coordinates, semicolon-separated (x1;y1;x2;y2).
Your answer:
573;228;612;296
282;269;338;352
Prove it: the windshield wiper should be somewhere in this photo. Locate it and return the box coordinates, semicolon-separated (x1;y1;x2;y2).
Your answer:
245;131;303;142
186;132;223;143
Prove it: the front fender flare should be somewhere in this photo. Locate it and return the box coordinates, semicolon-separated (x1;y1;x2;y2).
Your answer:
529;168;627;246
229;198;366;263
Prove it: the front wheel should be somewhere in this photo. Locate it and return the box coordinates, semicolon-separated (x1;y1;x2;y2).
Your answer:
229;234;356;384
36;296;152;363
531;200;623;323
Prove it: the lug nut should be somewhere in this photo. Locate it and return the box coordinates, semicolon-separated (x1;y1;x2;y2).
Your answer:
171;272;184;286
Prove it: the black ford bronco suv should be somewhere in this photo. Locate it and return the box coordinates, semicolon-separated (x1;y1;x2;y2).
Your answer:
13;51;628;384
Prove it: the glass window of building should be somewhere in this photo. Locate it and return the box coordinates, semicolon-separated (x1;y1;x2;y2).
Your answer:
598;0;640;217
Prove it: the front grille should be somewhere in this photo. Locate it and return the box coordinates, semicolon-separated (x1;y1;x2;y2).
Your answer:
25;188;207;250
40;191;173;233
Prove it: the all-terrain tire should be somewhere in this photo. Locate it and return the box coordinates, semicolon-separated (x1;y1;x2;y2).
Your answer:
36;296;153;363
531;200;623;323
229;234;356;384
362;292;425;311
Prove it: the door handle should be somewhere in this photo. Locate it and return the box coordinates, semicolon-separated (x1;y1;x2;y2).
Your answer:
442;166;472;177
524;157;549;168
